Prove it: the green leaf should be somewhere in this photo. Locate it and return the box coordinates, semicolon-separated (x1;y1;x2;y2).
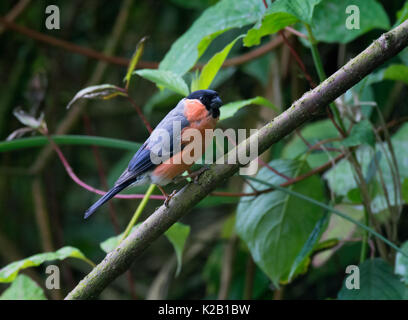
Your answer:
0;275;46;300
244;13;298;47
220;96;278;121
347;188;363;203
383;64;408;85
287;212;329;281
338;258;407;300
133;69;189;96
311;0;390;44
159;0;266;76
244;0;322;47
236;159;325;286
0;135;141;153
124;37;147;89
246;176;404;257
164;222;190;276
395;241;408;285
395;1;408;27
0;246;93;283
198;36;242;90
325;123;408;213
100;225;140;253
340;120;375;148
100;223;190;276
66;84;125;109
402;178;408;203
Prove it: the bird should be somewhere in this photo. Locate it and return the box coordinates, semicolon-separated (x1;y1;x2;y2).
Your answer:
84;89;223;219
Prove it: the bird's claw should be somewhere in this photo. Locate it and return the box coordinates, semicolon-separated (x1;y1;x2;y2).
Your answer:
191;165;210;184
164;190;177;208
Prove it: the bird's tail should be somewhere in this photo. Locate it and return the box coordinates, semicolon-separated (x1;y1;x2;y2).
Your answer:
84;181;132;219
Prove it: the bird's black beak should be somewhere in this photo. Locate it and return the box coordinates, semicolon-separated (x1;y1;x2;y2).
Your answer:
211;96;223;109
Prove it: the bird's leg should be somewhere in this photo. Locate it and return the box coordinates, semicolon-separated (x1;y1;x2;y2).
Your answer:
157;185;177;208
190;165;210;183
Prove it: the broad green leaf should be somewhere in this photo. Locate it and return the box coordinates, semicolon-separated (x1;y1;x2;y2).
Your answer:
244;13;298;47
383;64;408;85
340;120;375;148
313;204;364;267
0;246;93;283
159;0;266;76
363;64;408;88
287;212;329;281
0;135;141;153
133;69;189;96
236;159;325;286
395;241;408;285
244;0;322;47
402;178;408;203
312;0;390;44
220;96;277;121
198;36;242;90
164;222;190;276
66;84;125;109
0;275;46;300
124;37;147;89
246;176;404;257
338;258;406;300
197;194;239;208
325;123;408;213
100;222;190;276
281;119;340;168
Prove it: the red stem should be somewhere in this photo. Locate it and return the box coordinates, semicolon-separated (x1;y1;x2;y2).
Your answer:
42;131;165;200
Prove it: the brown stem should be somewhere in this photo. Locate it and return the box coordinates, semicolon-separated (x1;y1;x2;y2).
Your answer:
279;30;317;88
0;0;31;34
243;255;255;300
217;235;238;300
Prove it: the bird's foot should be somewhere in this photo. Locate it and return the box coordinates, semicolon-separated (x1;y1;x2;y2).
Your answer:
164;190;177;208
190;165;210;184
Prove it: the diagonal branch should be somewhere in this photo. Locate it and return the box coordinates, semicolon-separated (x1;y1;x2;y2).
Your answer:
65;20;408;300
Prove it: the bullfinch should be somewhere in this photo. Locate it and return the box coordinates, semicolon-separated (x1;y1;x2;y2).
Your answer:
84;89;223;219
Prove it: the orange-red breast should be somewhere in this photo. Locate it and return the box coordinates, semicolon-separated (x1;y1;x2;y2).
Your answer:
84;90;223;219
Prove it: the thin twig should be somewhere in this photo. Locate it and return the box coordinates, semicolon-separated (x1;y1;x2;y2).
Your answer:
279;30;316;88
0;0;31;35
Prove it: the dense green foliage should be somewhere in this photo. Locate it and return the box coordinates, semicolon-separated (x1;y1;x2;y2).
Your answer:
1;0;408;300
